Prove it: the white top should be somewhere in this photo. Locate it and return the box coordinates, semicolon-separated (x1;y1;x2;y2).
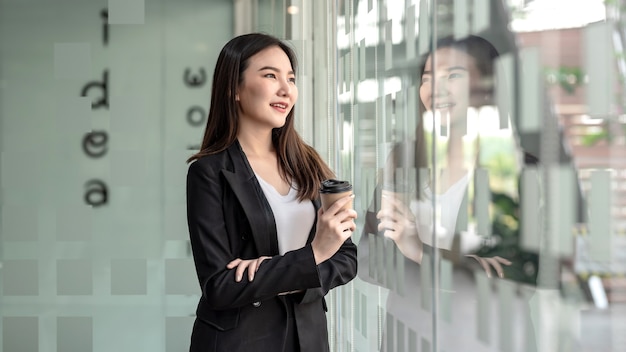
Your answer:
411;173;470;250
255;175;315;255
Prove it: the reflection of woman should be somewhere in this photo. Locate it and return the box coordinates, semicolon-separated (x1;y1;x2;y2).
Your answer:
365;34;512;272
186;33;357;352
358;35;534;351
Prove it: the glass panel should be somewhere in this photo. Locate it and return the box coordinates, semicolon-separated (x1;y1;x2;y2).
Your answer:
0;1;234;351
339;0;625;351
57;317;93;352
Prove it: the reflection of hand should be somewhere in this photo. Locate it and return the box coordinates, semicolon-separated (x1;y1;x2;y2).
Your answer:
377;191;416;238
465;254;512;278
376;191;423;263
226;256;272;282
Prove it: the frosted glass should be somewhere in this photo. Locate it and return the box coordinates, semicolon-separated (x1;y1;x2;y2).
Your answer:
519;48;541;133
521;167;541;251
454;0;469;39
589;170;612;261
58;317;93;352
57;259;92;295
585;21;614;116
549;166;575;256
54;43;92;80
476;272;491;343
110;259;147;295
474;168;490;237
3;317;38;352
165;258;199;295
3;260;39;296
472;0;490;33
108;0;145;24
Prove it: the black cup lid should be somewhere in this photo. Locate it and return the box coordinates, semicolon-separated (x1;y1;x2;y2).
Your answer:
320;179;352;193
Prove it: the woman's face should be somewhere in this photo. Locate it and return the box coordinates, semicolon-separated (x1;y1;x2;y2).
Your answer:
419;47;485;122
236;46;298;130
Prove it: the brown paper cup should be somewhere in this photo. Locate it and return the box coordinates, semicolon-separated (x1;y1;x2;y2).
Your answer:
319;179;353;211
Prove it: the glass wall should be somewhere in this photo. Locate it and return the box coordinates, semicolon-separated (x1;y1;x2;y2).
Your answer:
0;1;233;351
240;1;614;351
329;0;625;351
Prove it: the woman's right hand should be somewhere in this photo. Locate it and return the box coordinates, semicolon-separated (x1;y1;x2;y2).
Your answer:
226;256;272;282
311;195;357;264
465;254;512;278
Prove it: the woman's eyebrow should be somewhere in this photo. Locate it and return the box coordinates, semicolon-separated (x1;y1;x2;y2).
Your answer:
258;66;295;75
421;65;468;75
422;66;468;75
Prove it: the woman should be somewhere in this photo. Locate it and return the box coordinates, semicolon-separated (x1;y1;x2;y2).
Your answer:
186;33;358;352
358;35;538;351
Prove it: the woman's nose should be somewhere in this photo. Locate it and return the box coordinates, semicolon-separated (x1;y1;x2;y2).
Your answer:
278;79;292;96
433;76;449;96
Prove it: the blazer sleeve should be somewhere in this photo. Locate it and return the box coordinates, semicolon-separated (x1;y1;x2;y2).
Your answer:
187;160;324;310
297;237;357;304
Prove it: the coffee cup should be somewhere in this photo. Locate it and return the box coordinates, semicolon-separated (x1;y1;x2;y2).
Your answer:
319;179;353;211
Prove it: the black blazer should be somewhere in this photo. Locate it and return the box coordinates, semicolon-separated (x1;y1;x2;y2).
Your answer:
186;141;357;352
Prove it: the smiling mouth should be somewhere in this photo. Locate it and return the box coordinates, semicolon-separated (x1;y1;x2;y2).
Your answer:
434;103;455;109
270;103;288;109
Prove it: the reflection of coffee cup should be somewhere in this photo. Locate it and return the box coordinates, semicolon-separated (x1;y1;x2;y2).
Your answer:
319;179;353;211
380;181;412;212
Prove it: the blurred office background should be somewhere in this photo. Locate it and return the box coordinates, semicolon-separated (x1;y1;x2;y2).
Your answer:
1;0;624;351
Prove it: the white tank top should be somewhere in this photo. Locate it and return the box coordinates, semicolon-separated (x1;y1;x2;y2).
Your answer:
255;175;315;255
411;173;470;250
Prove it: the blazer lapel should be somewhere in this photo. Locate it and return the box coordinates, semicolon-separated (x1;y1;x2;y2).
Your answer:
306;199;320;244
221;141;279;256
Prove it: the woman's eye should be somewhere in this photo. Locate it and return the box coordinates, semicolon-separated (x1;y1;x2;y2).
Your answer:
288;77;296;83
264;73;276;78
448;72;463;79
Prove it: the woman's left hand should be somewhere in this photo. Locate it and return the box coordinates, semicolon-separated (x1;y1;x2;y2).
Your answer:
226;256;272;282
377;192;417;241
376;191;423;263
465;254;512;278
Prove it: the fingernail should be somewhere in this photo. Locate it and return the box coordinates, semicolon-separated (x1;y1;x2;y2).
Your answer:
499;272;504;278
236;275;242;282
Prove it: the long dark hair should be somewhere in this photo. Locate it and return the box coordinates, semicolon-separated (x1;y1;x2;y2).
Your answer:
187;33;333;201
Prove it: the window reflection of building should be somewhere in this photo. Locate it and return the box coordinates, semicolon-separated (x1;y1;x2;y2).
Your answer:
518;26;626;304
